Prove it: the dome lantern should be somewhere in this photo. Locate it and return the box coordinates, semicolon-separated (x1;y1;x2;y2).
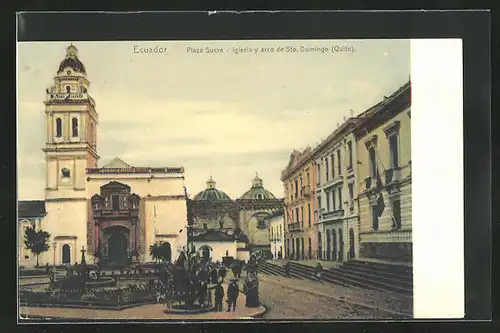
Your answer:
206;176;216;189
251;172;263;188
193;177;232;202
239;173;277;200
57;43;87;75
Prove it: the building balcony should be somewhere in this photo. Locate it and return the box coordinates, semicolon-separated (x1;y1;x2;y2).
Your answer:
365;176;373;191
288;222;304;232
385;167;401;184
322;175;344;190
321;209;344;220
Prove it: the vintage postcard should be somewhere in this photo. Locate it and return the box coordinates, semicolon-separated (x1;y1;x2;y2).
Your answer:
17;39;414;322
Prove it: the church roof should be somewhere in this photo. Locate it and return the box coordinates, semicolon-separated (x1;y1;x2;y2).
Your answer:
238;173;277;200
57;44;87;74
102;157;132;169
190;229;235;242
18;200;46;218
193;177;232;202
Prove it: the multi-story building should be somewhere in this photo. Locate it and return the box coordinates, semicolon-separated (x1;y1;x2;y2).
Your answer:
312;119;361;262
354;81;412;263
281;147;317;260
267;209;285;259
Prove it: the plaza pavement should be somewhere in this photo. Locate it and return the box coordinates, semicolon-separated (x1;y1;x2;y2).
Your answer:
19;280;266;321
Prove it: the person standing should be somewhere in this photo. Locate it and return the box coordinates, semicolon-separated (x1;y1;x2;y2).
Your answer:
214;283;224;312
284;260;291;277
315;262;323;282
226;280;239;312
210;266;218;284
198;281;207;308
218;265;227;283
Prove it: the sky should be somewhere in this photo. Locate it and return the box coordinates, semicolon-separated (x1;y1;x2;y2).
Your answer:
17;40;410;200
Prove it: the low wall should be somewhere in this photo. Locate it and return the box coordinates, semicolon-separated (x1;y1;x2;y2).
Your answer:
359;242;412;262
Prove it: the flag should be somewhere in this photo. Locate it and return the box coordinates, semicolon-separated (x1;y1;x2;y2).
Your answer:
376;193;385;217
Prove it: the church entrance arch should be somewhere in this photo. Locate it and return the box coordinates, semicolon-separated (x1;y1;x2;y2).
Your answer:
62;244;71;264
104;226;130;266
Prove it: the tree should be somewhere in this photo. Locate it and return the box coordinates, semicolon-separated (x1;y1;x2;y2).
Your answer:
149;243;161;263
158;242;172;263
24;225;51;267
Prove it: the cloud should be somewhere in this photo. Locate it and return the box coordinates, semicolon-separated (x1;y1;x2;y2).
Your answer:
17;40;410;200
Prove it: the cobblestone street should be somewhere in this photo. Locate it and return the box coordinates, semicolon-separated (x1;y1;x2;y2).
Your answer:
257;274;412;320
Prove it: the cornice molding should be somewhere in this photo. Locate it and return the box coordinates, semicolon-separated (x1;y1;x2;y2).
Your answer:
46;197;87;203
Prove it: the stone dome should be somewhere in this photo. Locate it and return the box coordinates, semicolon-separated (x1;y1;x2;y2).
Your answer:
239;173;277;200
57;44;87;74
193;177;232;202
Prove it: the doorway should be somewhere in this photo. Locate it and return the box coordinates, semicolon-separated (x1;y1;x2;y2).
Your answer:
349;228;355;260
338;229;344;262
62;244;71;264
107;232;128;265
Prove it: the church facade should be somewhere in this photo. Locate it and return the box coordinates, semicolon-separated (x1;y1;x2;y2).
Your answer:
188;174;284;256
18;45;188;267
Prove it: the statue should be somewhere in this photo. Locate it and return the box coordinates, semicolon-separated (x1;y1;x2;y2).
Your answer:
244;255;260;307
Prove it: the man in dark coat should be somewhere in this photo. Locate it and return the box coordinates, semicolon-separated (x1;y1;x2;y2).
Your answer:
218;265;227;283
214;283;224;312
198;281;207;308
284;260;291;277
226;280;239;312
210;266;218;284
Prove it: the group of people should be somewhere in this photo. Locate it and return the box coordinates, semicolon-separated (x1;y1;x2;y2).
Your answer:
213;279;240;312
208;261;227;284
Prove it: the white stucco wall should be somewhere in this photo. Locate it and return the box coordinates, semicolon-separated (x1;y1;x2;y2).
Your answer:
192;241;237;263
44;200;89;265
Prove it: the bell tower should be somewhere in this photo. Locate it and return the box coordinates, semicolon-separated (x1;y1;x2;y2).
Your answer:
43;44;99;200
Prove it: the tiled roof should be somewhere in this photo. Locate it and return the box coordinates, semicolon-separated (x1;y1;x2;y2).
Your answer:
18;200;46;218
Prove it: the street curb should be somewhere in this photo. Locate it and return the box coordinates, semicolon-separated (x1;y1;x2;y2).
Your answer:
259;276;411;318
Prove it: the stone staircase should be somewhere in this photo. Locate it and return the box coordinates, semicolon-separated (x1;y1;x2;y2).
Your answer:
257;261;303;280
257;260;413;295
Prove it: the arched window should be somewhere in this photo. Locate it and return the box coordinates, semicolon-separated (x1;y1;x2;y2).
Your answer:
256;193;264;200
56;118;62;137
61;168;70;178
66;86;71;93
62;244;71;264
72;118;78;137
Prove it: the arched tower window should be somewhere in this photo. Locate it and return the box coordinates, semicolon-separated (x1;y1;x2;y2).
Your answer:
66;86;71;93
56;118;62;137
256;193;264;200
72;118;78;137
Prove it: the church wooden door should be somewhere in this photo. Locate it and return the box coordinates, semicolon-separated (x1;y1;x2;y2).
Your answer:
108;233;128;266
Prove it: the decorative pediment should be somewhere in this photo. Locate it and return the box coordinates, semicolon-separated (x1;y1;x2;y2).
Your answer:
383;121;401;137
364;135;378;149
100;181;131;196
102;157;132;169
